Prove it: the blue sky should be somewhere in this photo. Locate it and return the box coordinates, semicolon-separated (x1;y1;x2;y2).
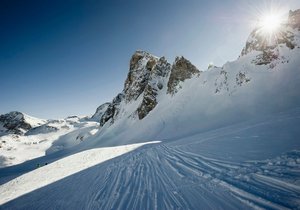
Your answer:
1;0;300;119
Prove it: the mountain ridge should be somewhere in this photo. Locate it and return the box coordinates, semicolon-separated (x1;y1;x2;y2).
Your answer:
3;9;299;131
92;8;300;131
0;8;299;167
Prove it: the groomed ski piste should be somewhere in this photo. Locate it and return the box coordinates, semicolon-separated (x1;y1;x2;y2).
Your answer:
0;108;300;209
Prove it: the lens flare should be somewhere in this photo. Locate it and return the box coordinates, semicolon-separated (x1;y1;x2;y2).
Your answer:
258;13;283;34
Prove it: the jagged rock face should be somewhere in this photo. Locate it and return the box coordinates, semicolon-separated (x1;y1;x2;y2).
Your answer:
241;28;295;58
100;93;124;126
91;102;110;121
100;51;173;124
288;9;300;29
167;56;200;95
98;52;201;124
241;9;300;64
137;57;171;119
99;51;161;126
214;70;229;93
124;51;159;102
0;112;33;135
236;72;251;86
253;48;280;66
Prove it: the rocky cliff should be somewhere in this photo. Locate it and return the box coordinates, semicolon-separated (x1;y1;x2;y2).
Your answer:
91;102;110;122
167;56;200;95
95;51;201;126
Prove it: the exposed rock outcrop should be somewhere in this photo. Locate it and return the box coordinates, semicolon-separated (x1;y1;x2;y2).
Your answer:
91;102;110;121
100;93;124;126
167;56;200;95
97;52;202;125
137;57;171;119
124;51;159;102
0;111;45;135
214;70;229;93
99;51;173;123
98;50;161;125
288;9;300;29
241;9;300;66
241;28;295;58
236;72;251;86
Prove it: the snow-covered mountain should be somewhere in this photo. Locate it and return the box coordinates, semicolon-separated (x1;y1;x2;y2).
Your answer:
85;9;300;148
0;114;99;167
0;9;300;210
0;111;46;136
97;51;200;126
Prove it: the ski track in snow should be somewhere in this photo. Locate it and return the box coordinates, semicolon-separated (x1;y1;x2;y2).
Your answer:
0;141;160;207
85;144;300;210
1;141;299;210
1;108;300;210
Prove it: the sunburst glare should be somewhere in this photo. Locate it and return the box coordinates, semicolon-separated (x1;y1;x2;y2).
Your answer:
252;5;288;44
258;13;283;34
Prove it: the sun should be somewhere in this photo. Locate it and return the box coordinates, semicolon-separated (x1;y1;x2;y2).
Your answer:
257;13;284;34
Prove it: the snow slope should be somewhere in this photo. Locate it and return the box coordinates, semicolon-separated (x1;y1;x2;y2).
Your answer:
0;141;159;206
0;111;46;136
0;109;299;210
0;116;99;168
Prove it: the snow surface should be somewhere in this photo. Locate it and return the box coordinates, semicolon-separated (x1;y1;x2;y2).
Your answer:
0;109;299;209
0;141;159;206
22;113;46;128
0;117;99;168
0;112;46;136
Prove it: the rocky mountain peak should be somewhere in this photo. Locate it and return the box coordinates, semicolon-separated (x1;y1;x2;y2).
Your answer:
97;51;173;125
129;50;157;69
124;50;159;102
167;56;200;94
95;53;203;125
0;111;45;135
136;56;171;119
